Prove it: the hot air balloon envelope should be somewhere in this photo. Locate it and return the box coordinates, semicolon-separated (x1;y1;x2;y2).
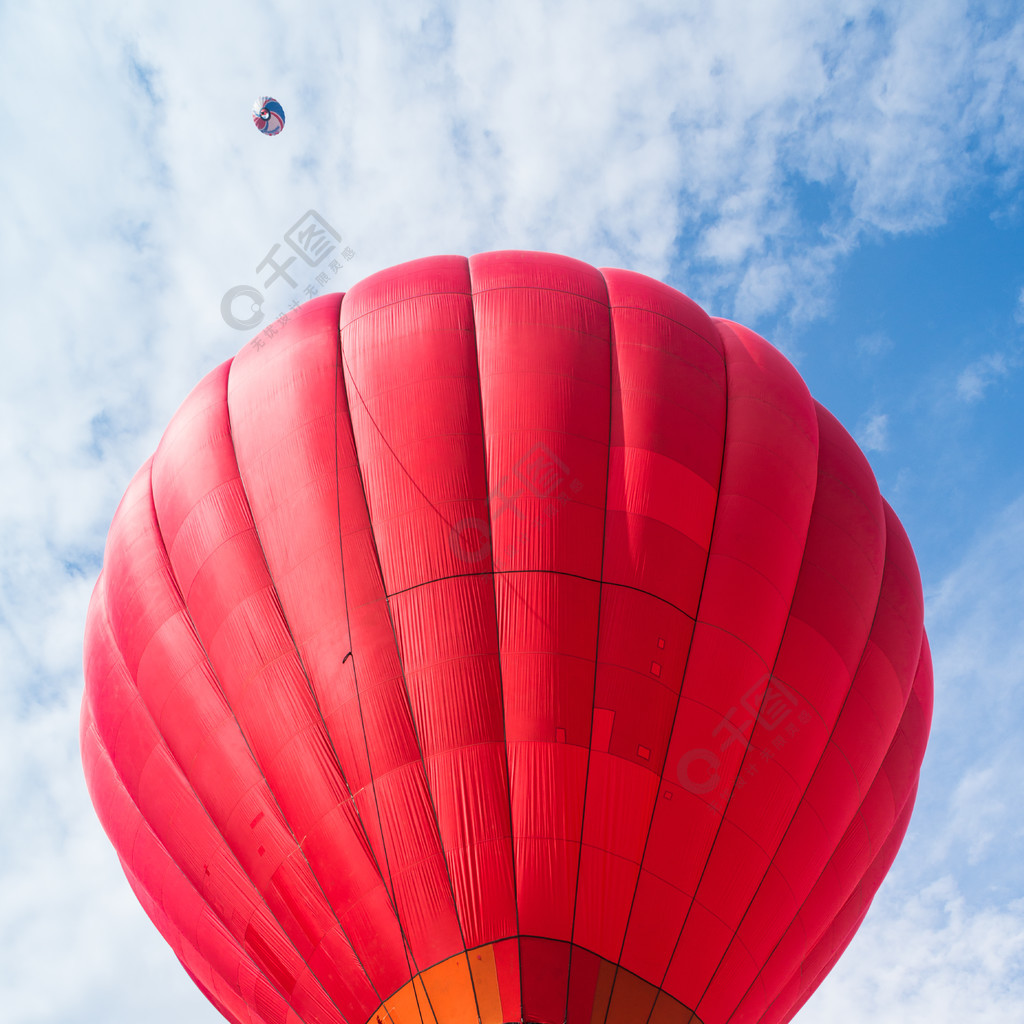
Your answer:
252;95;284;135
81;251;932;1024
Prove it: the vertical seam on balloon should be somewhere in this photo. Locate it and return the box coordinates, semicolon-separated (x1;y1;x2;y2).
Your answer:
338;271;485;1024
646;336;823;1024
563;267;615;1024
467;254;524;1024
599;313;730;1024
725;632;927;1022
331;297;434;1024
700;427;892;1021
227;312;415;1005
95;459;353;1024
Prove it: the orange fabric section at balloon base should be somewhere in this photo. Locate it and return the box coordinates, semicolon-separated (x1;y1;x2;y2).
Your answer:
81;251;932;1024
368;940;702;1024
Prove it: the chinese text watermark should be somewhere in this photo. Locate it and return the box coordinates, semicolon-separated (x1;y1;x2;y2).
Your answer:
676;673;811;811
221;210;355;331
449;442;582;562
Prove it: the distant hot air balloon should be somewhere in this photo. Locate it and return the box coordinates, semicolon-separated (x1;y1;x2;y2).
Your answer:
252;95;285;135
81;252;932;1024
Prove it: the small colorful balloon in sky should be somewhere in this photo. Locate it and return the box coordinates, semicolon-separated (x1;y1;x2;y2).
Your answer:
252;96;285;136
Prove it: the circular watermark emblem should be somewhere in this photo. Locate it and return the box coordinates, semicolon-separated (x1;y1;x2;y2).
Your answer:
221;285;265;331
676;748;721;795
449;517;492;563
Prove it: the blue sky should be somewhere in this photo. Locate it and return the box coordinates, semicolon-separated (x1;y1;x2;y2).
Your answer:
1;2;1022;1022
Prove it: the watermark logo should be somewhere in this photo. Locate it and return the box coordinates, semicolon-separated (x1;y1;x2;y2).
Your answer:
449;442;582;562
221;209;355;332
675;674;811;810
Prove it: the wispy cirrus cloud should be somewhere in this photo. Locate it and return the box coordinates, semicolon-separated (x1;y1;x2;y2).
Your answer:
858;411;890;452
919;495;1024;907
957;351;1018;402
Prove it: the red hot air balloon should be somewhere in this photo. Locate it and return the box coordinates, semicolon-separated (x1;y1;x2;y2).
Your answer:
81;251;932;1024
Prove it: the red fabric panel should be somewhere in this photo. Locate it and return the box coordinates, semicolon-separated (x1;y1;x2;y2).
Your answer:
566;944;602;1024
520;937;571;1024
791;785;919;1022
340;257;516;959
571;267;723;968
470;252;611;949
470;251;611;579
600;267;725;615
573;589;694;961
500;570;594;939
492;937;522;1022
697;320;819;662
224;296;411;1007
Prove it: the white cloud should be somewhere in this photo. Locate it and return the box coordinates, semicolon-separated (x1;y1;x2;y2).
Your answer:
945;761;1011;866
956;352;1013;402
856;331;893;357
858;411;889;452
918;495;1024;900
926;494;1024;726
